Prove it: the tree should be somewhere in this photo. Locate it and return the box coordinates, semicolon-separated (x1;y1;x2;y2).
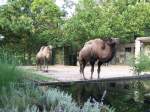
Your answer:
64;0;150;47
0;0;63;64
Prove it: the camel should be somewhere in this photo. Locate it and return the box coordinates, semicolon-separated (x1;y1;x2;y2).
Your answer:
79;38;118;80
36;45;52;72
42;45;52;72
36;46;45;71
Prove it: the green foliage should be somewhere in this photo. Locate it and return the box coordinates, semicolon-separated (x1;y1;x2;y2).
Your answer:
0;51;52;90
0;85;115;112
64;0;150;46
0;64;24;89
109;93;147;112
0;0;150;56
0;0;63;62
0;84;42;112
40;88;80;112
82;99;100;112
131;54;150;75
0;47;25;65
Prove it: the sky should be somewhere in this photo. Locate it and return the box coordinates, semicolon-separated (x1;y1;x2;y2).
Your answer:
0;0;77;17
0;0;7;5
56;0;65;8
56;0;78;17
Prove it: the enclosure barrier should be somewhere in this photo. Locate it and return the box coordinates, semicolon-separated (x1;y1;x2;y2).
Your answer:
32;74;150;86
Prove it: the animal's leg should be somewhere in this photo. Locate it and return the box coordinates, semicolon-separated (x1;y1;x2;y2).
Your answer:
40;59;43;71
97;61;102;79
46;64;48;72
79;61;84;80
39;64;41;71
90;61;95;79
82;61;86;80
46;60;48;72
79;61;83;74
43;58;46;72
36;63;38;71
79;59;87;80
82;64;86;80
36;60;39;71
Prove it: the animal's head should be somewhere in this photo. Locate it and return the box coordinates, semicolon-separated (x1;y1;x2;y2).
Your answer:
105;38;119;46
48;45;53;50
45;45;53;51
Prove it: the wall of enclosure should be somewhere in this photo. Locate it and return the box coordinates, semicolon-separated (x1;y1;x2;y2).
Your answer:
115;43;135;65
1;38;149;66
143;43;150;56
135;37;150;58
52;46;77;65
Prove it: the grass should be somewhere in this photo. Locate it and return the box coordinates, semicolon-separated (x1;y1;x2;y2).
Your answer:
0;64;23;89
24;72;55;82
0;49;55;82
19;67;57;82
143;68;150;72
0;63;56;94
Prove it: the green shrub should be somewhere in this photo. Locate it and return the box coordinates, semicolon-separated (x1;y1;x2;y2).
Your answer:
41;88;79;112
0;64;24;89
130;54;150;75
0;105;40;112
82;99;99;112
0;85;115;112
0;49;25;89
0;50;18;65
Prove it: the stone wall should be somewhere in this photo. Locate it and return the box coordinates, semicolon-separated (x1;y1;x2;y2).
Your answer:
135;37;150;58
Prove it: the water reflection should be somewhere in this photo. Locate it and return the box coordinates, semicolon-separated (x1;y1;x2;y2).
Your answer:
50;80;150;112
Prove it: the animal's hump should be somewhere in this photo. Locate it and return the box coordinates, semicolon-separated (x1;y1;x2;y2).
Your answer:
85;38;103;45
40;46;46;51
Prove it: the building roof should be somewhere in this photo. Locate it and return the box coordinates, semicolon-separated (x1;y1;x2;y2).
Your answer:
136;37;150;42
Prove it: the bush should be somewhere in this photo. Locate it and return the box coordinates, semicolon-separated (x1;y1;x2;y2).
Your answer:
0;84;115;112
0;84;42;112
41;88;79;112
0;50;18;65
130;54;150;75
0;50;26;89
0;64;24;89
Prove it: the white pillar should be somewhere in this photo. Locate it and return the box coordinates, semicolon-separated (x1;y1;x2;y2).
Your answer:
135;39;141;58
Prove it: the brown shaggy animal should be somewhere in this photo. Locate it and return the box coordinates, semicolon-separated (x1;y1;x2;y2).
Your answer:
79;38;118;79
36;45;52;72
42;45;52;72
36;46;45;71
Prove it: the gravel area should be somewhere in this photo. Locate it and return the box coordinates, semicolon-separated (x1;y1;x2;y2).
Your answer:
22;65;134;81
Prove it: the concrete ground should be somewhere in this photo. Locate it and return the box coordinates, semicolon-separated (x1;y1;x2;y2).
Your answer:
22;65;134;81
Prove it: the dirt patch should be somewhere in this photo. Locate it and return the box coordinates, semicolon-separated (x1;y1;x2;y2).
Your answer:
21;65;134;81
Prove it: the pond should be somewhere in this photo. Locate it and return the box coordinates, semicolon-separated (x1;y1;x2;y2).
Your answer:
50;80;150;112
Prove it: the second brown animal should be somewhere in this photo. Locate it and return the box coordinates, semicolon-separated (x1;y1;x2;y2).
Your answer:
36;45;52;72
79;38;118;80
